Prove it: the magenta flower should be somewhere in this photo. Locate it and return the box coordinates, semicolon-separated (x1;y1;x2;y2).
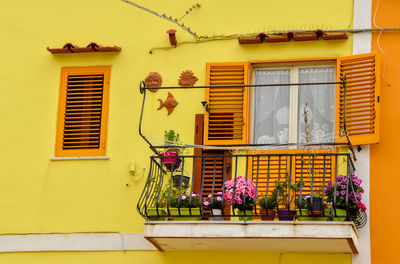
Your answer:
223;176;258;207
325;174;366;213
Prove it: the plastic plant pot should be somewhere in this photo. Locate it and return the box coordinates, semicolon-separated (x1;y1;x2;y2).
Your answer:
162;151;181;171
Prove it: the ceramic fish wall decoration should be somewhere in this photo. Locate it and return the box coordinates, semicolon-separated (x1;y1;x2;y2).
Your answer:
157;92;179;115
178;70;198;87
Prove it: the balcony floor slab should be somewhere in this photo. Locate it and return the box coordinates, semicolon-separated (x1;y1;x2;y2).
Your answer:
144;221;359;253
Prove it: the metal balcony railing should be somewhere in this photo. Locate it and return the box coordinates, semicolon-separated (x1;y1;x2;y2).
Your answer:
137;152;367;228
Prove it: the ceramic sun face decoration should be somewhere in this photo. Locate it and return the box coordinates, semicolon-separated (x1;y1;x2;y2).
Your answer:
157;92;179;115
178;70;198;87
145;72;162;92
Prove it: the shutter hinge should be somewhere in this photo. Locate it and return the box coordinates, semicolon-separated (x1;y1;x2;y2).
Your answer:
377;96;380;103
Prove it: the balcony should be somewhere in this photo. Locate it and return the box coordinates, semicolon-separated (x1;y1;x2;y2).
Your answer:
137;152;365;253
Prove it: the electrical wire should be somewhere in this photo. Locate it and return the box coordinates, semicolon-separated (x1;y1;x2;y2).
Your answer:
373;0;390;86
149;27;400;53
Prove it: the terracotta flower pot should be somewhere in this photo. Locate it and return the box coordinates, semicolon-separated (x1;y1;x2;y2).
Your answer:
260;209;276;220
296;209;328;221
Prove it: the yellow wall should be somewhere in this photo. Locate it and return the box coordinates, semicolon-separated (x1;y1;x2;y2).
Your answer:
0;251;351;264
0;0;354;262
370;0;400;263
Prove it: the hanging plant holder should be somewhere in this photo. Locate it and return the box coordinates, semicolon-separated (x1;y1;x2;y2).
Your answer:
350;208;368;229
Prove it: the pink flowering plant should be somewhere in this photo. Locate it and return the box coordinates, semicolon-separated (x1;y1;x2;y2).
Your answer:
203;192;224;210
168;189;202;208
159;181;201;208
325;174;366;214
223;176;258;210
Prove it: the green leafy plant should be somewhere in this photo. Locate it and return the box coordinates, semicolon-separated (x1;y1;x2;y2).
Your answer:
164;129;184;154
295;194;309;209
258;196;277;210
158;181;201;208
271;173;304;206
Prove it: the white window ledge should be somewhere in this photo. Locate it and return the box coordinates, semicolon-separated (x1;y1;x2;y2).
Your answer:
144;221;359;253
50;156;109;161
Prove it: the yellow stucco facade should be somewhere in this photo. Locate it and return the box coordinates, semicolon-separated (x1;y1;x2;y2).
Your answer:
0;0;359;263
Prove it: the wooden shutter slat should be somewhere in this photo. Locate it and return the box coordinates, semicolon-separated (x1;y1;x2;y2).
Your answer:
336;53;380;145
67;87;103;91
67;82;103;85
205;63;248;144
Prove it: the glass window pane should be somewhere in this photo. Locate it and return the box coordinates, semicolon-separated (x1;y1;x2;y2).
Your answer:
298;67;336;144
253;69;290;144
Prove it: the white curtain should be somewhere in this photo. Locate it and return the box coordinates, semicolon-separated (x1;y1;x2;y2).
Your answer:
253;69;290;144
297;67;335;144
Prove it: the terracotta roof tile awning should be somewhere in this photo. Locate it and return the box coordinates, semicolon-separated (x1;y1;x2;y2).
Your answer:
47;42;121;53
238;30;348;44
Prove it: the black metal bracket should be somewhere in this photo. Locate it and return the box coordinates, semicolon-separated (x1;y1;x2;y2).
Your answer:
139;80;146;94
201;101;210;114
138;81;159;155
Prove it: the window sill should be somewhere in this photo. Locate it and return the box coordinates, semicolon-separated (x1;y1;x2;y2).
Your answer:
144;221;359;253
50;156;109;161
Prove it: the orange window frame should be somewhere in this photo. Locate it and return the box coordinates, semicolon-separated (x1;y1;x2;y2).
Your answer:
55;65;111;157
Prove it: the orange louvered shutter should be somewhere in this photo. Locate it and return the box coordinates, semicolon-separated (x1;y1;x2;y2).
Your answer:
294;155;334;196
201;150;231;195
250;155;290;197
55;66;110;157
249;153;335;200
204;63;248;145
336;53;380;145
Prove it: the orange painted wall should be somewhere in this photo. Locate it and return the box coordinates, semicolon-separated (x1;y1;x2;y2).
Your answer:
370;0;400;263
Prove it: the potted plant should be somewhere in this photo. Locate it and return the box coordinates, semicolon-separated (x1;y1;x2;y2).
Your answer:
159;182;202;220
168;190;202;220
203;192;225;220
258;196;277;220
162;130;184;171
272;174;302;221
295;194;309;221
296;194;329;221
172;171;190;188
223;176;258;221
306;186;324;214
325;174;366;221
